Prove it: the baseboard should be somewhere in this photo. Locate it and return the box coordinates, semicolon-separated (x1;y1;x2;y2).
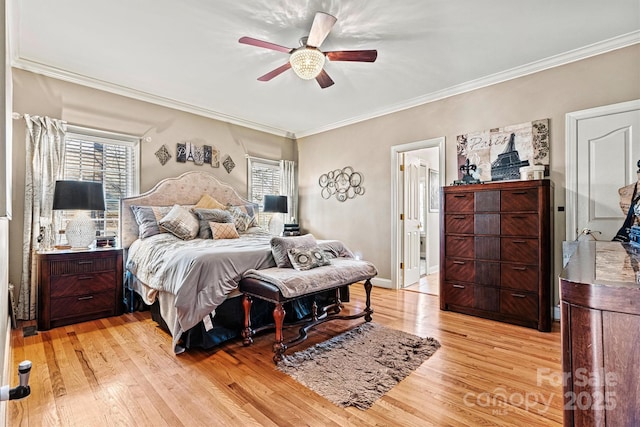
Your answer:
0;319;11;425
371;277;392;289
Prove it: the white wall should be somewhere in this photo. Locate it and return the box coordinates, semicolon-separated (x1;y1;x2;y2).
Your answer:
1;0;11;422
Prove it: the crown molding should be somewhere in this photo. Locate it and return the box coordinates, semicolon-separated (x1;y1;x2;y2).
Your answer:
12;30;640;140
294;30;640;138
10;57;292;138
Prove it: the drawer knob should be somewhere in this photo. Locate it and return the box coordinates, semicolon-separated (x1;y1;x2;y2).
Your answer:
513;240;526;244
511;293;526;298
78;276;93;280
453;261;465;265
77;296;94;301
453;195;467;198
511;266;527;271
453;284;465;289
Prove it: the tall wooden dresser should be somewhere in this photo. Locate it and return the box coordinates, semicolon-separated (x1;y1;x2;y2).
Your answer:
440;179;552;332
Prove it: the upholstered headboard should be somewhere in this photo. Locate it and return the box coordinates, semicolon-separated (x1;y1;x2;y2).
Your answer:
120;171;252;249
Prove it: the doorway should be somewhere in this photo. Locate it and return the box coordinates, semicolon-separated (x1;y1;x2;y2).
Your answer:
390;137;445;291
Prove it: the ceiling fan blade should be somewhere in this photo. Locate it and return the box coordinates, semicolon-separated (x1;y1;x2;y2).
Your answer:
257;62;292;81
239;36;292;53
315;69;335;88
306;12;337;48
326;50;378;62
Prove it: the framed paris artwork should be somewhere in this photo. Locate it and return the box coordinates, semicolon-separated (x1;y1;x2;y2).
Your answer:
456;119;550;182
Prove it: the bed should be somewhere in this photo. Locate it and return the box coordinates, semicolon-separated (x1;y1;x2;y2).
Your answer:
120;171;352;353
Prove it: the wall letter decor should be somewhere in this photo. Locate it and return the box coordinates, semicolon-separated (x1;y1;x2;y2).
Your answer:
176;142;220;167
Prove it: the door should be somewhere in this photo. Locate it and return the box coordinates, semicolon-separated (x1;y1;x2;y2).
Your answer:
403;152;421;287
573;107;640;240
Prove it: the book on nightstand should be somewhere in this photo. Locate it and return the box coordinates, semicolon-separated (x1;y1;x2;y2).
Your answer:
283;223;301;236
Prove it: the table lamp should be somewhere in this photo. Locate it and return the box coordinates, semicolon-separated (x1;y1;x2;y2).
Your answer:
263;195;288;236
52;180;105;249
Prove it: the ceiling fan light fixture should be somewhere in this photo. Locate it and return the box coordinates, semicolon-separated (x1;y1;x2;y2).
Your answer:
289;47;325;80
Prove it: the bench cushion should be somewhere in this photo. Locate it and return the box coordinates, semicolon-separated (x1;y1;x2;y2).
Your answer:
241;258;377;299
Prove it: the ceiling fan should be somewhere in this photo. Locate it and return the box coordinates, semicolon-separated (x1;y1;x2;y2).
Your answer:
239;11;377;89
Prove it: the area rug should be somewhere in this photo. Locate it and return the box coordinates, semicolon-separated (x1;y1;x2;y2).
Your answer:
277;322;441;410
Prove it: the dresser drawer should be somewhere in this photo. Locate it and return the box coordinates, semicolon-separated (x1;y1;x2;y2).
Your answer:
475;236;500;260
501;214;539;236
501;264;538;292
500;290;538;322
501;238;538;263
444;259;474;282
445;214;474;234
444;192;474;212
445;235;474;258
443;282;474;307
49;256;117;275
501;188;538;212
475;214;500;235
50;291;115;319
50;272;116;298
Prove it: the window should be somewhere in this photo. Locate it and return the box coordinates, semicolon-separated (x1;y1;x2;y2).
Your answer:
247;157;281;229
61;126;140;240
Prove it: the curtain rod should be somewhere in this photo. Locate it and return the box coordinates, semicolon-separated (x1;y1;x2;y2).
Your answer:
12;112;151;142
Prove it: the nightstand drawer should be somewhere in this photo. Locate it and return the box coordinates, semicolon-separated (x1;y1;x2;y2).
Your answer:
50;272;116;298
50;291;115;319
49;257;116;275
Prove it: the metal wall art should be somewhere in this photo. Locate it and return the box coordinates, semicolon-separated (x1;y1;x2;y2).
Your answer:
176;142;219;168
155;144;171;165
318;166;365;202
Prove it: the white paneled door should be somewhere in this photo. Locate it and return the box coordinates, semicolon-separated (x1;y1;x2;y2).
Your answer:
568;101;640;240
402;152;422;287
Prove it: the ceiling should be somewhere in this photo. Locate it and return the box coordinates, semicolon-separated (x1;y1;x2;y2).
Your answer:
10;0;640;138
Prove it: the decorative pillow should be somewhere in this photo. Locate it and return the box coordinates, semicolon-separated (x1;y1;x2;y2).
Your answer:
287;247;330;271
226;205;257;232
158;204;200;240
131;205;172;239
195;193;226;210
192;208;233;239
270;234;317;268
209;221;240;240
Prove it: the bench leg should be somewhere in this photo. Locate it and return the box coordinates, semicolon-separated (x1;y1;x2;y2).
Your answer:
241;294;253;346
364;279;373;322
272;303;287;363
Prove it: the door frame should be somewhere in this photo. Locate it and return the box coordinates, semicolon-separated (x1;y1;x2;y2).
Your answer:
565;99;640;240
390;137;445;289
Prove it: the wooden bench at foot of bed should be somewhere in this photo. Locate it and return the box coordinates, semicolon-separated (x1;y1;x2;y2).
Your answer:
239;260;376;363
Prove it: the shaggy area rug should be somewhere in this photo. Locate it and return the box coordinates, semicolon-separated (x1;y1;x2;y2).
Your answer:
277;322;441;410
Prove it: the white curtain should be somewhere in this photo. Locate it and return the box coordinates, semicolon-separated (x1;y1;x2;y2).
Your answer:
280;160;297;224
17;115;66;320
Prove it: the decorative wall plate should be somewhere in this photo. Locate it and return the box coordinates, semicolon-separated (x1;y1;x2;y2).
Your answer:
155;144;172;165
223;155;235;173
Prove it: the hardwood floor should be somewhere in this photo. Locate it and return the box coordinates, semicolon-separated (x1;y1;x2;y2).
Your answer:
9;286;562;426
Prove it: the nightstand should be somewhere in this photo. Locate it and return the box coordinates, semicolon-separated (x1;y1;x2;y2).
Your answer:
37;247;123;330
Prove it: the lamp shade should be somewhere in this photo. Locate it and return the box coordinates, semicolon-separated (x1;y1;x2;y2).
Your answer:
263;195;288;213
52;181;105;211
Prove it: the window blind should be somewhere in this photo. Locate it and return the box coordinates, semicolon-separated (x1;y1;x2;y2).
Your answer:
62;126;140;240
248;158;281;229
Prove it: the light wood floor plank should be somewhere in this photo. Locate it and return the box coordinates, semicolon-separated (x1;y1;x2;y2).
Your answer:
10;286;563;426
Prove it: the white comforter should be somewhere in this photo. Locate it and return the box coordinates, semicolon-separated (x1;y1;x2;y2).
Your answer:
126;228;275;350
